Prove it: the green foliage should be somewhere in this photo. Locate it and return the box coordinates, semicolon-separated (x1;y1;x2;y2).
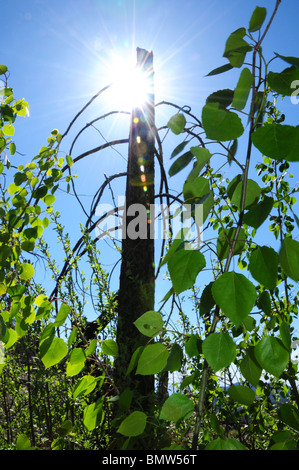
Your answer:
1;1;299;452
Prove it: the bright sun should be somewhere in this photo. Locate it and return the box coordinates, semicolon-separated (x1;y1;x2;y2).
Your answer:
105;54;153;111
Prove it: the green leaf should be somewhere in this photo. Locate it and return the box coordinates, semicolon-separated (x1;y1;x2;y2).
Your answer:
240;347;262;387
268;66;299;96
54;303;70;327
159;393;194;421
57;420;73;437
206;63;233;76
118;388;133;412
168;249;206;294
4;328;18;349
0;65;8;75
0;315;7;342
85;338;97;356
232;67;254;111
165;343;183;372
243;196;273;229
280;322;292;351
254;337;289;378
136;343;169;375
183;176;213;222
2;124;15;136
188;147;211;180
168;151;193;176
200;282;215;316
72;375;98;399
40;336;68;369
9;142;16;155
126;345;144;375
227;385;255;406
202;103;244;141
279;237;299;282
167;113;186;135
19;263;35;280
223;28;252;68
0;136;6;153
248;246;278;289
66;154;73;167
16;434;32;450
66;348;86;377
202;332;236;372
274;52;299;68
212;272;257;326
230;178;261;209
185;334;201;358
83;401;103;431
170;140;190;159
134;311;163;338
206;438;246;450
269;431;297;450
257;290;272;315
252;123;298;160
278;404;299;432
216;226;246;260
102;339;118;357
118;411;147;437
206;88;234;109
43;194;56;206
248;6;267;32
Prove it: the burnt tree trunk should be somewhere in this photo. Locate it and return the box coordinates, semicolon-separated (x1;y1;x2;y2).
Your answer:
114;48;155;408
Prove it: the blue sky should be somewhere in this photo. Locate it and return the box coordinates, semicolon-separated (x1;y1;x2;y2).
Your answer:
2;0;299;326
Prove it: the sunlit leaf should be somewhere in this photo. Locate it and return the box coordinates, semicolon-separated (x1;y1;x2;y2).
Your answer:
83;401;103;431
72;375;98;399
40;336;68;369
279;237;299;281
102;339;118;357
19;263;35;280
223;28;252;68
167;113;186;135
168;249;206;294
248;245;278;289
202;103;244;141
202;332;236;371
206;88;234;109
134;311;163;337
254;337;289;378
243;196;273;229
136;343;169;375
252;123;298;160
118;411;147;436
212;271;256;326
159;393;194;421
268;66;299;96
206;63;233;76
216;226;246;260
248;6;267;32
232;67;254;110
274;52;299;68
66;348;86;377
168;151;193;176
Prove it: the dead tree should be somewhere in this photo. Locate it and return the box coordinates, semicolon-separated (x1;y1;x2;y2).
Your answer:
114;48;156;408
